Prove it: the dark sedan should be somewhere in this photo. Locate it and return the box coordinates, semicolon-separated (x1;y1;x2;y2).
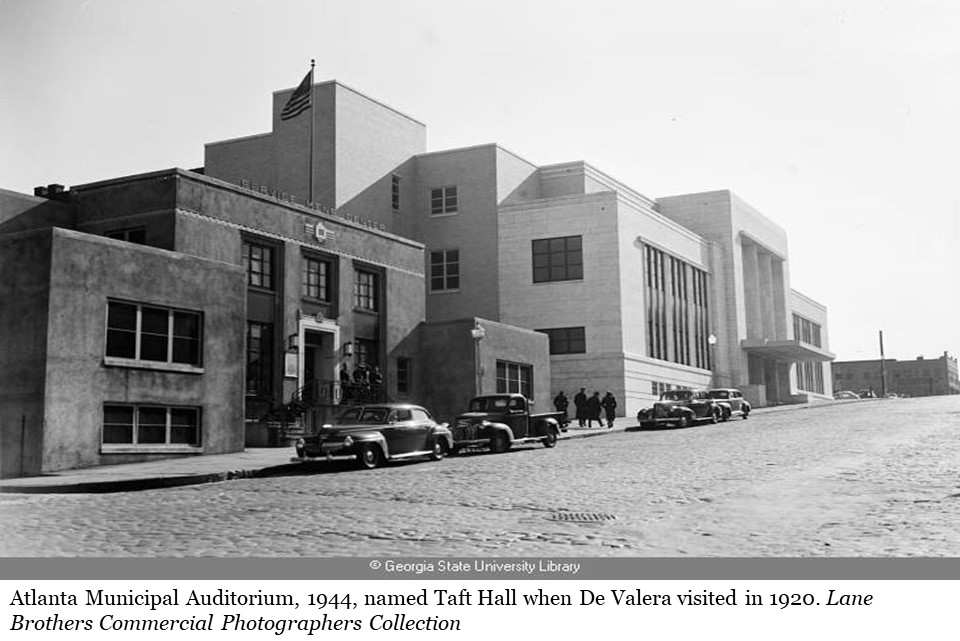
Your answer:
706;388;751;421
295;404;453;469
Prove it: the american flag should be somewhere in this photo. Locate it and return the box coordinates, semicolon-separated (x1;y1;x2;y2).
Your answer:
280;70;312;121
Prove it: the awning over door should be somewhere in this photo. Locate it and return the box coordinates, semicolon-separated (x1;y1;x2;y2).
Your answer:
741;338;835;362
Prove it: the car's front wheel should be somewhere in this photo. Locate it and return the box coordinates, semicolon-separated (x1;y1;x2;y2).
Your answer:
430;440;448;461
490;432;510;454
676;414;691;429
542;430;558;448
356;444;382;469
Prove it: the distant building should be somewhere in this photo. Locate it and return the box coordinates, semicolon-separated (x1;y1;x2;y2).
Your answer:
832;353;959;398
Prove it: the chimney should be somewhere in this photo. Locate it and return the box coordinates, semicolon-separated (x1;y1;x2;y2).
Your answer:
47;184;65;195
34;186;49;198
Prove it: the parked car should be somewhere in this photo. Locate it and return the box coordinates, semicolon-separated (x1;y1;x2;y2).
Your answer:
636;389;722;429
295;404;453;469
833;390;860;400
705;388;751;420
856;389;877;399
450;394;563;453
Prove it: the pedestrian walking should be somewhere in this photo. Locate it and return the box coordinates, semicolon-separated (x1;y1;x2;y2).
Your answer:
601;390;617;428
573;388;588;427
586;391;602;428
553;390;569;427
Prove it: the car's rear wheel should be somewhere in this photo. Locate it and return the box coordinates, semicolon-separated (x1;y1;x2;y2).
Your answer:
676;414;691;429
742;407;750;420
490;432;510;454
430;440;448;461
542;430;558;448
356;444;382;469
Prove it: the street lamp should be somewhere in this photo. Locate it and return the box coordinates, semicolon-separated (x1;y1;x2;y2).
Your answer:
471;322;486;396
708;334;718;386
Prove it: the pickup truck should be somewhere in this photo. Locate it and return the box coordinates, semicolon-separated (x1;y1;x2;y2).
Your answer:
451;394;563;453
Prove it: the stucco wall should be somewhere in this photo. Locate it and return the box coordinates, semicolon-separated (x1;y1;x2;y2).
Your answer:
0;229;52;478
414;146;502;323
419;318;550;424
41;229;246;472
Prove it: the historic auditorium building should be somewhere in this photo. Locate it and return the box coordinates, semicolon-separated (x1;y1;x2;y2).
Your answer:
0;78;833;477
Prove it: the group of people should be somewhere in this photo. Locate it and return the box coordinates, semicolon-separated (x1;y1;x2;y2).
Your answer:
553;388;617;428
339;363;384;403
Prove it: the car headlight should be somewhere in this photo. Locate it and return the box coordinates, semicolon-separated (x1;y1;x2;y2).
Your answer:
342;435;353;448
296;438;305;448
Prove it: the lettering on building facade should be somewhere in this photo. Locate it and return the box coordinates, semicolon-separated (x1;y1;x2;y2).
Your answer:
240;179;387;232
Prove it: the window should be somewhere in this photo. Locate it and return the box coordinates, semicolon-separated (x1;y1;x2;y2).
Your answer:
532;236;582;283
537;327;586;355
392;175;401;211
102;404;200;448
430;249;460;292
354;338;379;368
354;269;379;311
792;314;822;348
430;186;458;215
105;301;202;367
644;244;711;369
246;322;274;396
397;357;411;396
302;255;331;301
243;241;274;290
797;361;824;394
105;228;146;244
496;360;533;399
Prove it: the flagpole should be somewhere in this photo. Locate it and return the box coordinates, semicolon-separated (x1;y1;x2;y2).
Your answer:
308;59;315;204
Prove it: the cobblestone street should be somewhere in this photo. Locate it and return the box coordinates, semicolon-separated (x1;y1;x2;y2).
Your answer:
2;396;959;557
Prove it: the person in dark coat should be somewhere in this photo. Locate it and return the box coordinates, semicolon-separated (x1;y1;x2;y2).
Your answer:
553;391;569;427
600;391;617;428
573;388;588;427
586;391;602;428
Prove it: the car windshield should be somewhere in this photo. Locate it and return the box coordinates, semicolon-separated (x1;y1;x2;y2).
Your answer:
336;407;389;424
469;397;511;412
707;390;730;399
661;390;693;401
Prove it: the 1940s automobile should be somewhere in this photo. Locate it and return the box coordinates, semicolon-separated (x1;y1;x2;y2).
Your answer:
636;389;722;429
295;403;454;469
705;388;751;421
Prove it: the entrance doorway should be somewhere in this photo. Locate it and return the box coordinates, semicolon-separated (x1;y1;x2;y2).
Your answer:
297;320;340;430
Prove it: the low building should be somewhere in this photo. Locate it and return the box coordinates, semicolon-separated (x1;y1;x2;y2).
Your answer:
833;353;959;397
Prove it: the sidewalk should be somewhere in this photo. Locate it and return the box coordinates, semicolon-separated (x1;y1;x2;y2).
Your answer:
0;419;632;494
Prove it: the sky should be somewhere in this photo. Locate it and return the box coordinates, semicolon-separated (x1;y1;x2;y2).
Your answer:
1;0;957;363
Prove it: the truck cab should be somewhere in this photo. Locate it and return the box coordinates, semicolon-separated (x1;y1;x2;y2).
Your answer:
453;394;562;453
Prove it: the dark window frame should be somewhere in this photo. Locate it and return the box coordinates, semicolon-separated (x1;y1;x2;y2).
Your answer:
536;326;586;355
532;235;583;283
105;300;203;368
429;249;460;292
495;360;533;399
302;252;333;302
102;403;201;449
105;227;146;244
430;185;458;215
242;240;276;290
354;268;380;312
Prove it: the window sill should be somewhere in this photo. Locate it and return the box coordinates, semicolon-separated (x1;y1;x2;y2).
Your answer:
430;212;459;218
429;289;460;295
101;445;202;455
103;357;204;375
353;307;380;316
532;278;584;285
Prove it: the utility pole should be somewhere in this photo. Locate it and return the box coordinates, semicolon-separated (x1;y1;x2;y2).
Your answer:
879;330;887;398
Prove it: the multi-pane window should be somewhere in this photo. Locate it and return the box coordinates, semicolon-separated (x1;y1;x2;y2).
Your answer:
430;186;458;215
105;301;202;366
302;255;331;301
496;360;533;399
396;357;411;396
536;327;586;355
105;228;146;244
102;404;200;447
354;338;379;368
246;322;274;396
644;244;711;369
532;236;583;283
792;314;822;347
430;249;460;292
243;241;274;289
392;175;401;211
797;361;825;394
354;269;379;311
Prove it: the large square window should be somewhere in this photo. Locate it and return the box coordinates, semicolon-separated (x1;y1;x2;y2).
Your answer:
532;236;582;283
